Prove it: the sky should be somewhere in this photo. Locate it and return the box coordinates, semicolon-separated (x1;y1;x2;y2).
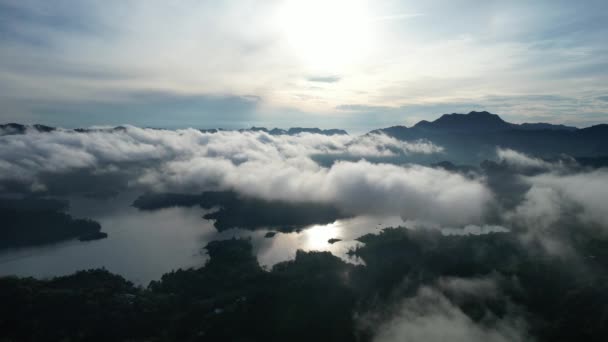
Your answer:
1;0;607;132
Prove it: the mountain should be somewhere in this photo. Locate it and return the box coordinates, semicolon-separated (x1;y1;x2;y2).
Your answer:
405;111;578;132
518;122;577;131
0;124;348;137
373;111;608;163
413;111;512;132
2;112;604;163
0;123;55;135
239;127;348;136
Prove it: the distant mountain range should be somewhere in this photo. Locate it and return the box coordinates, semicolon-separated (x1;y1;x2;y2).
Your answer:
409;111;578;132
372;111;608;163
2;111;607;163
237;127;347;136
0;123;348;137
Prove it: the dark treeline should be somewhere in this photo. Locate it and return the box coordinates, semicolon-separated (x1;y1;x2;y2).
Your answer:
1;227;607;341
0;198;106;249
133;191;350;231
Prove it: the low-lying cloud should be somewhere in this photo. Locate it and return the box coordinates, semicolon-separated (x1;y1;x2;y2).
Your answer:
0;126;491;226
523;171;608;229
371;285;530;342
2;127;607;232
491;148;608;256
497;148;555;172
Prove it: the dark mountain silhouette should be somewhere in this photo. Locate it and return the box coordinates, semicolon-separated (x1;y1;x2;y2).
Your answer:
239;127;348;136
406;111;581;132
372;111;608;163
0;123;55;135
412;111;512;132
411;111;578;132
518;122;577;131
2;112;605;163
0;123;348;136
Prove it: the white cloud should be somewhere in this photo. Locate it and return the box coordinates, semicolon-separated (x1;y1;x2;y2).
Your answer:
521;170;608;229
503;166;608;255
346;134;443;156
2;0;607;127
6;127;607;233
0;127;490;226
437;275;501;300
441;224;509;236
496;148;555;171
372;286;530;342
506;186;564;230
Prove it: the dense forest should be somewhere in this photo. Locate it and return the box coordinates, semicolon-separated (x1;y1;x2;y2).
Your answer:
0;198;106;249
1;227;606;341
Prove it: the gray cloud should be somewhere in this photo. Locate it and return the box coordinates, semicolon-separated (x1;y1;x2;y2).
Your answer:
307;75;341;83
4;126;607;234
2;1;608;129
491;147;608;255
496;148;557;172
519;170;608;229
371;286;530;342
0;126;493;226
496;148;608;233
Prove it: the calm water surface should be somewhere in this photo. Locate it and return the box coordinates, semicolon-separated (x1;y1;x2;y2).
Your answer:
0;193;404;284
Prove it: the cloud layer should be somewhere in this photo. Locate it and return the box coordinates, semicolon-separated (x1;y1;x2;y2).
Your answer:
1;1;607;128
0;127;492;226
372;282;530;342
2;127;607;235
2;126;608;341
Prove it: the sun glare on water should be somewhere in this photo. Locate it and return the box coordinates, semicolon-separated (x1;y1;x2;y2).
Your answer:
277;0;372;71
303;222;341;250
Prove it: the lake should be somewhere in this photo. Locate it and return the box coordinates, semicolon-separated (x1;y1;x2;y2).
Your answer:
0;192;404;285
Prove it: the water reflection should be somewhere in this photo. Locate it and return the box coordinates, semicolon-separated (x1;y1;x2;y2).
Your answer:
0;193;405;284
0;193;217;284
251;215;404;267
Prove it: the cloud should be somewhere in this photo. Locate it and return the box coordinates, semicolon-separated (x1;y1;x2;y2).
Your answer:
344;134;443;157
496;148;554;171
520;170;608;229
441;224;509;236
307;75;341;83
4;127;607;233
2;1;608;129
371;286;530;342
507;186;564;230
437;275;500;299
497;152;608;255
0;126;491;226
499;145;608;232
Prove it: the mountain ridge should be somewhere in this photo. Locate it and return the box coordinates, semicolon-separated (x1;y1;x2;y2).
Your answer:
386;111;582;133
1;111;603;136
0;123;349;136
412;111;512;132
372;111;608;163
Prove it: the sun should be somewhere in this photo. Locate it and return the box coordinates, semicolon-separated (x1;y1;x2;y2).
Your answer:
277;0;372;71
